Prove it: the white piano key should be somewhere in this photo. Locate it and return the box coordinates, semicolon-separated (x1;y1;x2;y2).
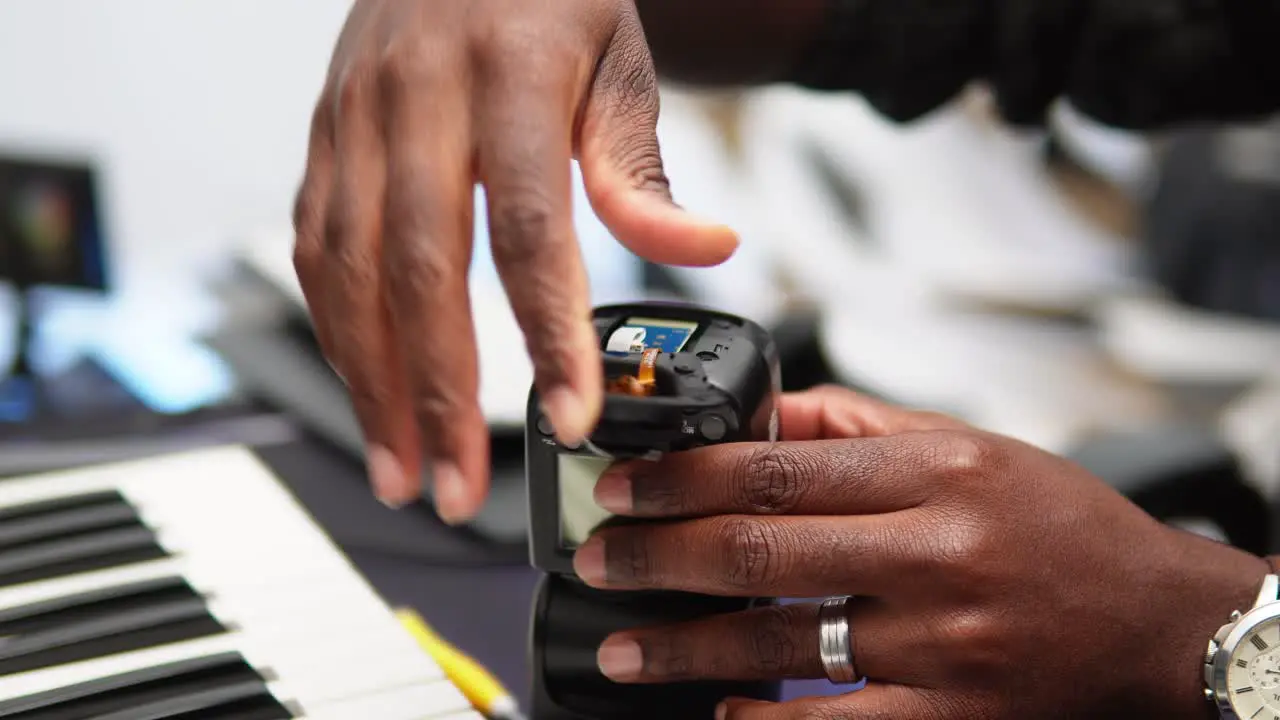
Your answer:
0;445;464;715
0;447;277;510
0;634;248;700
0;610;443;703
206;580;399;629
0;549;352;613
0;558;182;611
290;679;473;720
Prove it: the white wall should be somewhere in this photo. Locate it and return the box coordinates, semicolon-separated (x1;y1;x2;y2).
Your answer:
0;1;355;408
0;0;354;290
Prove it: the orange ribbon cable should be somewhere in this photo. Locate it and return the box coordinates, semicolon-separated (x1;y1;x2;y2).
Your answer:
607;348;659;397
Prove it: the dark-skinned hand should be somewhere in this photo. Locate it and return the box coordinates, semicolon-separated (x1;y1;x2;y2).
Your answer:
292;0;737;519
575;385;1268;719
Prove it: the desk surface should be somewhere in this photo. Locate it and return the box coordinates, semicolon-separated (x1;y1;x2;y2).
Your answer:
253;437;541;706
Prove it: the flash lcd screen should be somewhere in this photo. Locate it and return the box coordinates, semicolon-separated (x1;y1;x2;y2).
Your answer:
558;453;614;548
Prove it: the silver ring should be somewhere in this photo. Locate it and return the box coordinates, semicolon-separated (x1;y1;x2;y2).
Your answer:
818;596;858;684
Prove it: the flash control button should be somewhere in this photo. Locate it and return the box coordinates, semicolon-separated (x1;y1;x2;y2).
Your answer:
700;415;728;441
537;416;554;436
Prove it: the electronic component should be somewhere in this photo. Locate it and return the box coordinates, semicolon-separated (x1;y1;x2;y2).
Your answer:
524;302;784;720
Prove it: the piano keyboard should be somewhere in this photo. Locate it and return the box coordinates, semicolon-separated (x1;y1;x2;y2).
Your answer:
0;446;482;720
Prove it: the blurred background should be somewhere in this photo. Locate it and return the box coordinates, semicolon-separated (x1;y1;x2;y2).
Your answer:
2;0;1280;708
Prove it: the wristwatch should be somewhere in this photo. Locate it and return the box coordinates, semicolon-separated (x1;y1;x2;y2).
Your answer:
1205;574;1280;718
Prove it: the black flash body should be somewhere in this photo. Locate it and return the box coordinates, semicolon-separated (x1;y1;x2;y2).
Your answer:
525;302;784;720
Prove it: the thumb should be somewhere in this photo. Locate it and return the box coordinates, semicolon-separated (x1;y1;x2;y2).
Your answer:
578;19;739;267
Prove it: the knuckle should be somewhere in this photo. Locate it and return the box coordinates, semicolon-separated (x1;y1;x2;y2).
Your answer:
613;135;670;196
322;213;379;291
471;25;578;81
291;225;324;280
606;530;656;585
292;185;318;236
611;52;658;107
332;66;373;117
638;632;695;679
736;445;807;514
408;390;458;430
718;518;788;591
920;431;995;483
918;508;1000;596
374;42;440;104
306;95;334;145
632;469;692;515
602;21;659;103
939;613;1008;679
744;605;801;675
349;378;392;414
384;236;452;300
488;198;554;263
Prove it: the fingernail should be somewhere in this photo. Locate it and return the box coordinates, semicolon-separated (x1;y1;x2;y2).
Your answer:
368;445;412;509
597;636;643;681
432;462;472;525
541;385;590;445
715;702;727;720
573;537;606;586
593;469;632;514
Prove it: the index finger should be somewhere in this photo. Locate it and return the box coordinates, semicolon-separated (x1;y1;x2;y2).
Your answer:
476;58;602;445
777;385;967;442
592;431;982;518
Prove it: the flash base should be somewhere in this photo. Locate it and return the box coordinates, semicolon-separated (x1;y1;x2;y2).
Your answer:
530;574;783;720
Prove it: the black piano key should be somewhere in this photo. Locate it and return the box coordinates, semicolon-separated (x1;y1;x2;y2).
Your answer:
0;653;294;720
0;596;217;677
0;577;192;636
0;653;242;715
0;492;125;525
86;680;275;720
0;503;141;550
0;579;227;677
162;698;295;720
0;526;168;589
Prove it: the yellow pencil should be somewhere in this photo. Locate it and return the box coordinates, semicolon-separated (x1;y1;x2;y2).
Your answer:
394;607;527;720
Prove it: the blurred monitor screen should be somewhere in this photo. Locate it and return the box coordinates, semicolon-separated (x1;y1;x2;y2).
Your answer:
0;153;108;291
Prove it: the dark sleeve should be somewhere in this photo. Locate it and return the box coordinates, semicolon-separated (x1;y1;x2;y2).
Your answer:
785;0;1280;130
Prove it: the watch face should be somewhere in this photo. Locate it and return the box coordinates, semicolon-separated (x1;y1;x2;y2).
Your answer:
1228;618;1280;717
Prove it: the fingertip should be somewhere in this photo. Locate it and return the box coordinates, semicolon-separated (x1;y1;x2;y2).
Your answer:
619;196;740;267
367;444;418;509
572;536;606;587
431;461;474;525
541;385;596;446
718;697;768;719
591;184;739;268
596;635;643;682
